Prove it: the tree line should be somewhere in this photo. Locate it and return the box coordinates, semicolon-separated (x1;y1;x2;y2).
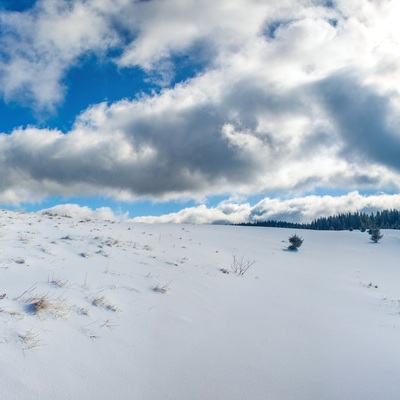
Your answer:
237;209;400;231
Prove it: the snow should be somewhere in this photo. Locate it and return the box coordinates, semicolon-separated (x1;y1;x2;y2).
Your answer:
0;210;399;399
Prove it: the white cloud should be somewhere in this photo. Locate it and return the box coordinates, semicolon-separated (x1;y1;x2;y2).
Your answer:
0;65;399;204
40;203;126;221
116;0;270;70
0;0;400;205
132;192;400;225
0;0;119;109
3;0;399;107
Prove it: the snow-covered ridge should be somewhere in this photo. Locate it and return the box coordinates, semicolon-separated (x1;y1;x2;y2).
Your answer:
0;209;399;399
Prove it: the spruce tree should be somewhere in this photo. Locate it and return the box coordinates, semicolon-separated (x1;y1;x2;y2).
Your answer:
369;228;383;243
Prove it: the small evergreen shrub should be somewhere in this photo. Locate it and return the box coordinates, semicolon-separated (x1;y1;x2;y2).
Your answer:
369;228;383;243
288;234;303;250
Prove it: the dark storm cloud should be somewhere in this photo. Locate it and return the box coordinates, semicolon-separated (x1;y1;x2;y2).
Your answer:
0;93;270;200
316;74;400;171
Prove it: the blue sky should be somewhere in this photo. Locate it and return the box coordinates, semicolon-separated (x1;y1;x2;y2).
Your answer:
0;0;400;223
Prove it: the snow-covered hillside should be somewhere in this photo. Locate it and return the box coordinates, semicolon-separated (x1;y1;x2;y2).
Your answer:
0;210;399;399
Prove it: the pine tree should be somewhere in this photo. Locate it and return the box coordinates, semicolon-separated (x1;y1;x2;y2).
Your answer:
369;228;383;243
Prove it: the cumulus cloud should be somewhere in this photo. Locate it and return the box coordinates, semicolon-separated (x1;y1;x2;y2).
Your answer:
0;0;400;205
3;0;399;107
132;192;400;225
0;0;119;109
0;0;273;107
40;203;125;221
0;63;398;204
116;0;271;70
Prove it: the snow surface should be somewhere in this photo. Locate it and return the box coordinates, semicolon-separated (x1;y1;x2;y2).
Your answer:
0;210;399;399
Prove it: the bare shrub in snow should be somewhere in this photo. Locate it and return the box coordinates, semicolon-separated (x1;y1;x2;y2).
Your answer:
230;256;255;276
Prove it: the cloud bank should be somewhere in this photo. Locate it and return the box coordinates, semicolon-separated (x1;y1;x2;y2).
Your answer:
132;192;400;225
38;192;400;225
0;0;399;206
40;203;125;221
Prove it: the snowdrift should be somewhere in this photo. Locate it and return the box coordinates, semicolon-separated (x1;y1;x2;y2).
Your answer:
0;210;399;399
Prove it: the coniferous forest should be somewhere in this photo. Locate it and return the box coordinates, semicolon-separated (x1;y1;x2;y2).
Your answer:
238;209;400;231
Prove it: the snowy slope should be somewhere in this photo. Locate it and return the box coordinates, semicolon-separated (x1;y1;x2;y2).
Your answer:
0;210;399;399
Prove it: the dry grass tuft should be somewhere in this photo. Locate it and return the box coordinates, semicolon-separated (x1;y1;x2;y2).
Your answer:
30;297;51;314
26;294;71;318
152;282;171;294
91;296;120;312
75;305;90;316
19;329;44;350
48;275;70;288
0;307;24;320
